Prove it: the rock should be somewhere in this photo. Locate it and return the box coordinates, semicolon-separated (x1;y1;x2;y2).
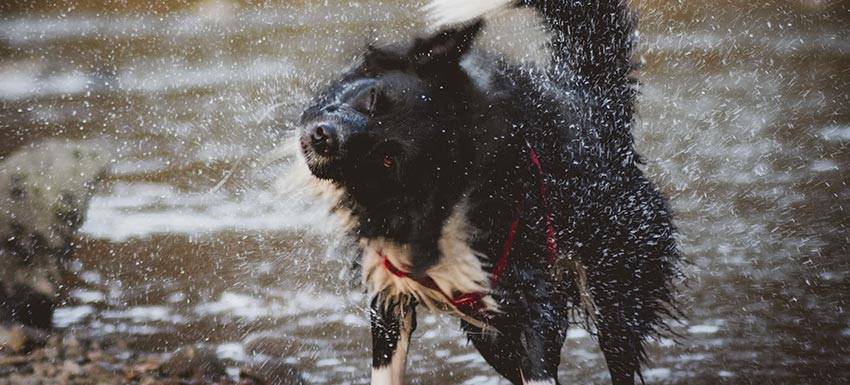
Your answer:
241;359;305;385
0;139;111;329
0;324;49;353
61;359;82;375
0;355;30;367
7;373;40;385
0;286;55;330
0;327;260;385
0;326;27;353
159;346;227;381
61;335;82;359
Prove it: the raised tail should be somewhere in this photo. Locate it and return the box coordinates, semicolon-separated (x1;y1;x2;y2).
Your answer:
524;0;638;164
425;0;639;164
520;1;637;93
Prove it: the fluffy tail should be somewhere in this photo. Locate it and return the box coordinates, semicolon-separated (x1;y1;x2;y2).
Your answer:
523;1;636;92
526;0;638;164
425;0;639;164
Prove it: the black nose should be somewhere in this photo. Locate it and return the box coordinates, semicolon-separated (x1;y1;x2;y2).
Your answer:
307;124;337;155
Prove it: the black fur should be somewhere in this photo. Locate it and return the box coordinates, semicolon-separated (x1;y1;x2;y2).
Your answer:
298;1;681;384
370;295;417;369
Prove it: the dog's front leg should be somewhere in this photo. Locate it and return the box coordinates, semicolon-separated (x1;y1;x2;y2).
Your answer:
370;295;417;385
519;290;566;385
519;324;563;385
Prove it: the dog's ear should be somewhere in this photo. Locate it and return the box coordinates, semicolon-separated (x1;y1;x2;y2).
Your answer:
363;45;407;73
350;84;387;116
410;20;483;69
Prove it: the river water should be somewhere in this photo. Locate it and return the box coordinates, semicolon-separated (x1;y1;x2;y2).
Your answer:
1;0;848;384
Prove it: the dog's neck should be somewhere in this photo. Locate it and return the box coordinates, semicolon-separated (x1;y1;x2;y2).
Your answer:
358;198;499;327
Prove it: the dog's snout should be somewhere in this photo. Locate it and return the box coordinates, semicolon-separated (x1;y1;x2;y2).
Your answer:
310;124;330;142
307;124;338;155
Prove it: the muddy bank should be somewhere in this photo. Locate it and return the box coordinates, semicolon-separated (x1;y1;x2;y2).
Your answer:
0;325;304;385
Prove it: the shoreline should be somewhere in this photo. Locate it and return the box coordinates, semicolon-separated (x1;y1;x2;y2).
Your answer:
0;325;304;385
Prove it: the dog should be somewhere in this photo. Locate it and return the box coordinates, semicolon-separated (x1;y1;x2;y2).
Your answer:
297;1;681;384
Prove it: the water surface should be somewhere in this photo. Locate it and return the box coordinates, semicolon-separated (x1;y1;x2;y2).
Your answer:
2;1;849;383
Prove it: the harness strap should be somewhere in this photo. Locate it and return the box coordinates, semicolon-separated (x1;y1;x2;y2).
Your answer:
380;254;487;315
380;146;558;320
527;146;559;266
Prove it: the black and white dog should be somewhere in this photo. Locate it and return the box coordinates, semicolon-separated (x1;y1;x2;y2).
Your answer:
297;1;681;384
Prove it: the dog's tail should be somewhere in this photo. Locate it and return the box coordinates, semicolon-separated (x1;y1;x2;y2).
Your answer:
527;0;638;164
425;0;639;164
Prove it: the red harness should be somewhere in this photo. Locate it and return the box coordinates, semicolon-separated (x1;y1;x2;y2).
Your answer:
379;146;558;321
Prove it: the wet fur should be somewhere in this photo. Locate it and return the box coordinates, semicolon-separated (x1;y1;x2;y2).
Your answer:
298;1;681;384
360;199;499;328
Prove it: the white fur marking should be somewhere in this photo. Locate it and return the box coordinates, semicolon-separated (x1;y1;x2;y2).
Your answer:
361;201;498;327
521;370;557;385
371;367;393;385
461;56;492;91
523;380;557;385
370;346;407;385
371;313;413;385
297;143;497;325
423;0;514;28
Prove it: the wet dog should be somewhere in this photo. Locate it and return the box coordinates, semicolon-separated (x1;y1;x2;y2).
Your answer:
298;1;681;384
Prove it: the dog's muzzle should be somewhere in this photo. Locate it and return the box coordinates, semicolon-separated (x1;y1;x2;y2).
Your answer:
302;123;338;158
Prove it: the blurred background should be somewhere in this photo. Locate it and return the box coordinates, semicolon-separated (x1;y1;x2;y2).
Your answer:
0;0;848;384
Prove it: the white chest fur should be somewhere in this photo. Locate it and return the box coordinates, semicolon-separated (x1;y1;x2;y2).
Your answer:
289;150;499;324
359;201;499;323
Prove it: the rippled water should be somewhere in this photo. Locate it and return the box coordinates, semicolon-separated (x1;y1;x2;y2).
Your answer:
2;1;849;384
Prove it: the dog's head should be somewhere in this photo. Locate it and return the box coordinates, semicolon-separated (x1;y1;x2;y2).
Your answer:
299;22;483;210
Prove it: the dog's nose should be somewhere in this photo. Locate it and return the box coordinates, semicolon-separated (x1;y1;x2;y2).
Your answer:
307;124;337;155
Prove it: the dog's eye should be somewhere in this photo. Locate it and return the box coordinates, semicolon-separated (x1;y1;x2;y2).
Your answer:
382;154;394;169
